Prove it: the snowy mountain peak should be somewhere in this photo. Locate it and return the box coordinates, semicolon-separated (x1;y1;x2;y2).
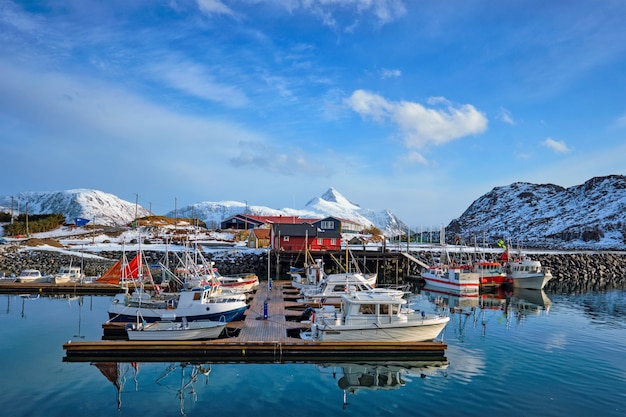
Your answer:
306;188;361;212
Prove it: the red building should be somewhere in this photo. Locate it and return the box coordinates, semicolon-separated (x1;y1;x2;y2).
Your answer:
270;223;342;252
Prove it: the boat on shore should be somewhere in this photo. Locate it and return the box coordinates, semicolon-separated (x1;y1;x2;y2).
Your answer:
301;290;450;342
125;317;226;341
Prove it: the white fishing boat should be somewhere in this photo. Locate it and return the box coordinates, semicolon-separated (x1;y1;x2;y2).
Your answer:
506;256;553;290
421;264;480;296
213;269;259;293
126;317;226;341
107;284;249;323
299;273;389;304
17;269;50;283
51;265;84;284
420;227;480;295
301;290;450;342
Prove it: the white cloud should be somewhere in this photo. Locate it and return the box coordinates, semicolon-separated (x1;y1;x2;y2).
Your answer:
296;0;407;26
543;137;571;153
196;0;237;17
497;107;515;125
345;90;488;149
147;60;249;108
380;68;401;79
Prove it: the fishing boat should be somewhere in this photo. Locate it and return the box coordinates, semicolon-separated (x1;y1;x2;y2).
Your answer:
300;290;450;342
51;265;84;284
421;264;480;296
17;269;50;283
505;255;553;290
420;227;480;295
107;284;249;323
472;260;508;286
125;317;226;341
298;273;392;304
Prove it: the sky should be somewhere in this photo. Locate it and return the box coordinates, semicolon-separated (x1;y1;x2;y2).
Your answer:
1;0;626;227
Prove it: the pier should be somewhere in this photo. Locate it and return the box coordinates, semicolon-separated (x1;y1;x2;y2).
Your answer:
63;280;447;363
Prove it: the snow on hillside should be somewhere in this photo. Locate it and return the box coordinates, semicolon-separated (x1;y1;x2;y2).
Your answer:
448;175;626;249
166;187;407;236
0;189;151;226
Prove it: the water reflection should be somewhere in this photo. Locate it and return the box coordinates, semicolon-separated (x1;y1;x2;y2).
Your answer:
418;284;553;337
92;361;211;416
312;361;449;410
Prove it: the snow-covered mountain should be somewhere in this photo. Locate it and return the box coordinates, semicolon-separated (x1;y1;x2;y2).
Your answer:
167;187;408;236
0;189;151;226
447;175;626;249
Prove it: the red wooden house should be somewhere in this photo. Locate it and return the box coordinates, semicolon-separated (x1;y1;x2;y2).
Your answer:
270;223;342;252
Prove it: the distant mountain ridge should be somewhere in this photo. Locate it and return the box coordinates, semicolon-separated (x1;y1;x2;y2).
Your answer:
447;175;626;249
166;187;408;236
2;177;625;248
0;189;151;226
0;187;407;236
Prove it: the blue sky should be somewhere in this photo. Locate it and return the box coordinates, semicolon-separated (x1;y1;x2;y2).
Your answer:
1;0;625;227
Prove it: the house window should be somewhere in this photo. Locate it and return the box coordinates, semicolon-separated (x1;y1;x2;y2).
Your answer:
321;220;334;229
331;238;336;245
317;238;323;245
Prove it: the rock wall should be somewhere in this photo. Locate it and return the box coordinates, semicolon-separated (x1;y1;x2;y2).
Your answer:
2;245;626;294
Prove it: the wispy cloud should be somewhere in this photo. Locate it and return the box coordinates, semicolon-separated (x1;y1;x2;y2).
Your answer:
543;137;571;153
196;0;238;17
146;60;250;108
345;90;488;151
497;107;515;125
380;68;401;79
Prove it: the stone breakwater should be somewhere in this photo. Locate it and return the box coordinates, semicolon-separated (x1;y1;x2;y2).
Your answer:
0;246;269;279
1;246;626;293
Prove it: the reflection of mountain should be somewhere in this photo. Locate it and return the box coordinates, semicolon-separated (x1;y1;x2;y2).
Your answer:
318;360;449;410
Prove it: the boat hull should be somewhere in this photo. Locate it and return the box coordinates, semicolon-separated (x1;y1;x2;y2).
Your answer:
126;321;225;341
309;317;450;342
108;304;247;323
511;273;552;290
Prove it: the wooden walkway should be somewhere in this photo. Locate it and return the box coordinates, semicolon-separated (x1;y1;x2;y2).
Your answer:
229;280;312;342
64;280;448;363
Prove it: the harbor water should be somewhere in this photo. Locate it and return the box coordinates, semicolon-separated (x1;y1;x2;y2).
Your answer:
0;286;624;417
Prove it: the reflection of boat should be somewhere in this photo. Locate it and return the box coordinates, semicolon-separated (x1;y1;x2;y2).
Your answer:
92;362;139;410
318;360;449;410
420;283;480;311
126;317;226;341
17;269;50;283
509;288;552;316
301;290;450;342
92;361;211;413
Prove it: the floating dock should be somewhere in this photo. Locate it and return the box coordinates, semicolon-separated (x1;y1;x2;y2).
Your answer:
63;280;447;363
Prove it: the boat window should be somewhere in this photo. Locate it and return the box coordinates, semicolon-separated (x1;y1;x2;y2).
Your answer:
380;304;389;315
359;304;375;314
193;292;202;301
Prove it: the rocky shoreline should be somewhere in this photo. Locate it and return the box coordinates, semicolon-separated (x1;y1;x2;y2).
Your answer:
1;245;625;293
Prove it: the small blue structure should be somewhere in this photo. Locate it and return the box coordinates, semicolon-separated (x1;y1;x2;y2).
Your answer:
75;218;90;227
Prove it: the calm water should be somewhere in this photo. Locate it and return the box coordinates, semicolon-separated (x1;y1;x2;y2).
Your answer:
1;286;625;417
